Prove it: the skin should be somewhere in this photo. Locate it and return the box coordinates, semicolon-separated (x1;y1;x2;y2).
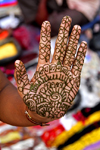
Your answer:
14;16;87;122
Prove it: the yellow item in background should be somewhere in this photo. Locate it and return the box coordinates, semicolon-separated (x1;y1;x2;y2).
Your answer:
52;111;100;147
0;131;21;144
0;43;18;60
63;128;100;150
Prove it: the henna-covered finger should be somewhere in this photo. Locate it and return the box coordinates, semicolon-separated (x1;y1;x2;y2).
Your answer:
63;25;81;69
71;41;87;76
38;21;51;67
52;16;72;64
14;60;30;98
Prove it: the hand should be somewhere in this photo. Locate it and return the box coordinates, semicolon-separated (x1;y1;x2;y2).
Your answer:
14;16;87;122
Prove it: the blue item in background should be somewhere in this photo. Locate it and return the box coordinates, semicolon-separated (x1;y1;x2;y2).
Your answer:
0;0;17;7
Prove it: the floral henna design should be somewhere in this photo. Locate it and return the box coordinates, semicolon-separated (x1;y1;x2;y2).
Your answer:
15;61;79;119
31;64;79;118
15;16;87;120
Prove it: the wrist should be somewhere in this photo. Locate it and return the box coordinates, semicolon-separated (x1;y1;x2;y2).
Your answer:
27;107;53;125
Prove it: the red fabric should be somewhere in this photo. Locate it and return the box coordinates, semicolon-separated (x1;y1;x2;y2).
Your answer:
0;30;9;40
41;123;65;147
13;26;31;49
13;25;40;50
73;111;87;123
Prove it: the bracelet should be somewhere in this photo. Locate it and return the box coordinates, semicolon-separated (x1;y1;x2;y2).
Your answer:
25;107;50;126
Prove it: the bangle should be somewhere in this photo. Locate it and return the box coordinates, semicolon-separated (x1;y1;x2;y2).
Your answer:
25;107;50;126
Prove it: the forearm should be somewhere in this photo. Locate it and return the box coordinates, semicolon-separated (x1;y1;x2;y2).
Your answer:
0;69;34;126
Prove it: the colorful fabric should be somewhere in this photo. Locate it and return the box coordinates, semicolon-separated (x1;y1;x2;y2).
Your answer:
57;121;100;149
13;25;40;50
0;131;21;144
52;111;100;147
60;127;100;150
83;141;100;150
0;0;17;7
41;123;65;147
73;102;100;122
0;43;18;60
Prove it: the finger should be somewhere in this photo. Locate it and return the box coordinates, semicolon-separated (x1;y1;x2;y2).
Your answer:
14;60;30;98
63;25;81;68
38;21;51;66
71;41;87;76
52;16;72;64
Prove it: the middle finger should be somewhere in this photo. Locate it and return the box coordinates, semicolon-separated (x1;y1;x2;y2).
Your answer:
52;16;72;64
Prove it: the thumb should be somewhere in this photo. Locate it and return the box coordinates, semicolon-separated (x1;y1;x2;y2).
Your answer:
14;60;30;98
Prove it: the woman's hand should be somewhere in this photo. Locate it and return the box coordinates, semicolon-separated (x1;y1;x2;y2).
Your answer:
14;16;87;123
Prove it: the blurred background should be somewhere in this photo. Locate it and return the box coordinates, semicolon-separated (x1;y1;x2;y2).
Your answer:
0;0;100;150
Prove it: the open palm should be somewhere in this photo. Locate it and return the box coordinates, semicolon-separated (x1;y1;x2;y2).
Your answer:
14;16;87;120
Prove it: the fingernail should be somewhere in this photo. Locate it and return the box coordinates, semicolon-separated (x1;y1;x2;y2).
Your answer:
14;60;20;68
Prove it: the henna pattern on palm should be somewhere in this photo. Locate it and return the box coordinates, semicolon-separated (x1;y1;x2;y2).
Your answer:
15;16;87;119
